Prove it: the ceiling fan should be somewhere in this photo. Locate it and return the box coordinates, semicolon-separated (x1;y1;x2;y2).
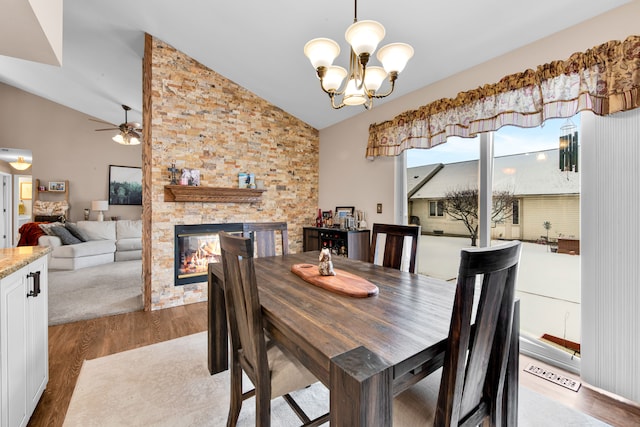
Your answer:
91;104;142;145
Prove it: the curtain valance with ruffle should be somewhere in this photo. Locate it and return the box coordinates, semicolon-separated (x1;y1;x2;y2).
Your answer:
366;35;640;158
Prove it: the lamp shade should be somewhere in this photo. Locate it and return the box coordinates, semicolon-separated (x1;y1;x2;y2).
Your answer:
343;79;367;106
323;66;348;91
9;156;31;170
345;20;385;56
91;200;108;211
363;66;387;92
304;38;340;69
377;42;414;73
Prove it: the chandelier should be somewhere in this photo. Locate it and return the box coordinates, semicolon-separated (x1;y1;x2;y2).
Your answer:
303;0;414;110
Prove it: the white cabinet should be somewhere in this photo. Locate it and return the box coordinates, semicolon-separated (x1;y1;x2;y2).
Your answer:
1;255;48;427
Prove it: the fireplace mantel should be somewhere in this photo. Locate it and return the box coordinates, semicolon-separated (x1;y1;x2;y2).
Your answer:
164;185;266;203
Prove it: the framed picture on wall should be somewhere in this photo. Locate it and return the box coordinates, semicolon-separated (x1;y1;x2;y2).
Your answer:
109;165;142;205
20;182;32;200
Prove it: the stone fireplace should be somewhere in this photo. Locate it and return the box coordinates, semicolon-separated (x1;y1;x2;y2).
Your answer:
144;35;319;311
174;223;242;286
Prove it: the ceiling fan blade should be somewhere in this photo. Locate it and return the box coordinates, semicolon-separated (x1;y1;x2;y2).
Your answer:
125;122;142;129
89;118;118;126
95;128;119;131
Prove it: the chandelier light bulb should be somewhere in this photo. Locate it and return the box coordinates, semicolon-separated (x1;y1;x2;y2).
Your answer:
377;42;414;74
345;20;385;57
304;38;340;69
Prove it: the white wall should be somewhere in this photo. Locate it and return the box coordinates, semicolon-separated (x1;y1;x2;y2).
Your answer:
319;1;640;403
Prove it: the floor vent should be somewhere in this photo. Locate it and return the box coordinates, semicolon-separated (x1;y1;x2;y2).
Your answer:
524;363;581;392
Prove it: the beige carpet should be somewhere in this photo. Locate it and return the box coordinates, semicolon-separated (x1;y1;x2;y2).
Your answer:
49;260;143;325
63;332;610;426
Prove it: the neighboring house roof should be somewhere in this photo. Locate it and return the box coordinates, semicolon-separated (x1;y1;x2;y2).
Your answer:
407;163;443;198
409;149;579;199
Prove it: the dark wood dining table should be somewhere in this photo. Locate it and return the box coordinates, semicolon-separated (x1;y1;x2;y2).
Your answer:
208;251;518;426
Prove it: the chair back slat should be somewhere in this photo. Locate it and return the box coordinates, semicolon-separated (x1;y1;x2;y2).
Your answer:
370;223;421;273
243;222;289;257
435;240;521;426
219;231;268;381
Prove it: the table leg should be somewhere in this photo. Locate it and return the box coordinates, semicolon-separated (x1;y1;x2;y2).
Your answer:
208;265;228;375
330;346;392;427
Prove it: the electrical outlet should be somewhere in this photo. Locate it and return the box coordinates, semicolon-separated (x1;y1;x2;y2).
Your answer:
377;203;382;213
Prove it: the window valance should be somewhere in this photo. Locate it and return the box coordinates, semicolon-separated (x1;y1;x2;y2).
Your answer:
367;35;640;158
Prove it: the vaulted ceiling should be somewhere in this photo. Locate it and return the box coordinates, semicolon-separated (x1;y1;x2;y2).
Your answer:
0;0;631;131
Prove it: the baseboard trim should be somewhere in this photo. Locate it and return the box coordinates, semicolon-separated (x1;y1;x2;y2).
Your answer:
520;331;581;375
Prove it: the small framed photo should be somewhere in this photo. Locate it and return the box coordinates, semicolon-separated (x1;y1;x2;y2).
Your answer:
48;181;66;192
181;168;200;186
335;206;355;216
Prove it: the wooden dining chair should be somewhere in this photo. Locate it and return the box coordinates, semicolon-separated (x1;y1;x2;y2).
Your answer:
393;240;522;426
370;223;421;273
219;231;328;427
242;222;289;257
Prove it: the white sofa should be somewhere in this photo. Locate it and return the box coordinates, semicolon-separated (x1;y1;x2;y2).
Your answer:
38;220;142;270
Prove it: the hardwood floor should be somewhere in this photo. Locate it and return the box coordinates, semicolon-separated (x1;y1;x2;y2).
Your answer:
29;302;640;426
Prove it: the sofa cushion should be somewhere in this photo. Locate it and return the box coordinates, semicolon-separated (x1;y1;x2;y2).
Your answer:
49;225;82;245
39;222;65;235
65;222;89;242
115;250;142;262
116;237;142;252
116;220;142;239
52;240;116;259
77;221;117;240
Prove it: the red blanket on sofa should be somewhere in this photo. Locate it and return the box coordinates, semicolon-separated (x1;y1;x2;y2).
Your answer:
18;222;47;246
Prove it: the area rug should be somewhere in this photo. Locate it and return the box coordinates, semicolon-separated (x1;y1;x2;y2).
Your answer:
48;260;143;325
63;332;611;427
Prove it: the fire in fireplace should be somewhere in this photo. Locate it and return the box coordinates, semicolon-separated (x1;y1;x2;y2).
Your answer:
174;223;243;286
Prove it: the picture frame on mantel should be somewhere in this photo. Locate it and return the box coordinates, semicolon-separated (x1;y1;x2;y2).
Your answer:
109;165;142;205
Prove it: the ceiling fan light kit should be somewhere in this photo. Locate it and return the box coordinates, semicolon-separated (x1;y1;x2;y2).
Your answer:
92;104;142;145
304;0;414;110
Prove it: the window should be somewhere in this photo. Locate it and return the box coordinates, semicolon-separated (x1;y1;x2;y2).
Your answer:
512;200;519;225
429;200;444;217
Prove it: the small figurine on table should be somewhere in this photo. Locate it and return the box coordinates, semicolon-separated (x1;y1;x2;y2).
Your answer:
318;248;336;276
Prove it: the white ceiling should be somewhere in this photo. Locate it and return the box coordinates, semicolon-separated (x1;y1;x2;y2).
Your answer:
0;0;630;131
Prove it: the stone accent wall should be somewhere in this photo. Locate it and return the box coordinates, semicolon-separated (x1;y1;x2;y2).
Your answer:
147;36;319;310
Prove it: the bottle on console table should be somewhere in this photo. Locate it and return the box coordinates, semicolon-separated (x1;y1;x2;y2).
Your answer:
316;208;324;228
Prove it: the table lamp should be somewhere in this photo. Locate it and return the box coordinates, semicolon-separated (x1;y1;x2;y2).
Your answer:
91;200;109;221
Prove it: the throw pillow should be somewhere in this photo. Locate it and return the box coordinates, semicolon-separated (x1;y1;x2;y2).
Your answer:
39;222;65;235
65;222;89;242
49;225;82;245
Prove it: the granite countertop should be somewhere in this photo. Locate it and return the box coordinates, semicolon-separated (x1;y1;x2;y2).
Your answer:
0;246;52;280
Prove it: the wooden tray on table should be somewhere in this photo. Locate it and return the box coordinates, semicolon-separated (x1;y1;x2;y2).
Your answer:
291;263;378;298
